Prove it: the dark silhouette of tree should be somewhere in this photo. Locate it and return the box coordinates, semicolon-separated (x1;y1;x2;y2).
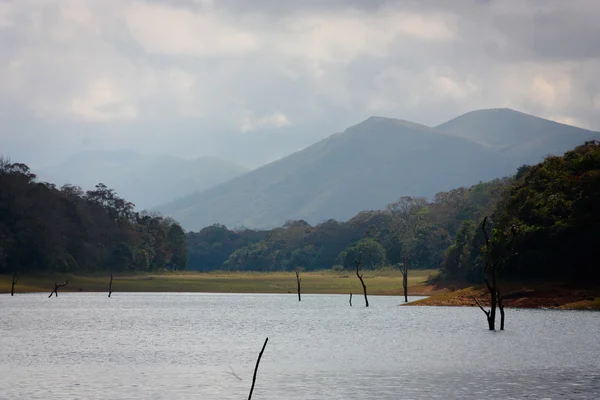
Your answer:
11;272;19;296
248;337;268;400
295;268;301;301
108;274;113;297
49;280;68;298
355;255;369;307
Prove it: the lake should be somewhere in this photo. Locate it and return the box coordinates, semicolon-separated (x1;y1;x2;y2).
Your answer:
1;293;599;399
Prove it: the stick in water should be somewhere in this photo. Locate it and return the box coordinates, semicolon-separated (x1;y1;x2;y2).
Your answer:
248;337;269;400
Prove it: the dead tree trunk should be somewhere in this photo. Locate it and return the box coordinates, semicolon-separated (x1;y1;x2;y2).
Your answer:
295;270;301;302
401;256;408;303
248;337;268;400
479;217;497;330
473;296;495;330
349;293;352;306
48;280;68;298
11;272;19;296
108;274;113;297
355;256;369;307
497;289;505;331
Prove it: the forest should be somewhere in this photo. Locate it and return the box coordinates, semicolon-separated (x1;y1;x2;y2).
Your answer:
187;178;507;275
188;141;600;284
2;141;599;284
0;158;187;275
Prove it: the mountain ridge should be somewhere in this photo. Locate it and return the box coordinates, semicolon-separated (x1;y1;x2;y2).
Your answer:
156;114;515;230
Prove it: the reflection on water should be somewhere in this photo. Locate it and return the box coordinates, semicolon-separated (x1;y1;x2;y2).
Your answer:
1;293;599;399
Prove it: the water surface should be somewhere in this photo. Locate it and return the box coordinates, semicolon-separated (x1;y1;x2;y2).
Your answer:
1;293;599;399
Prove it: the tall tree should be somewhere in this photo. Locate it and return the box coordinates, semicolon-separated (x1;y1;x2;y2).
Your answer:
168;223;187;270
387;196;428;302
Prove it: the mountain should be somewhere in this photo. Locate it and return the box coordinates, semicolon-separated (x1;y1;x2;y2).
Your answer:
157;117;515;230
36;150;248;210
436;108;600;165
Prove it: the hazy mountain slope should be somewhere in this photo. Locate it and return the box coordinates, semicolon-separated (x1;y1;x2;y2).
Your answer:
436;108;600;164
157;117;514;230
37;150;248;209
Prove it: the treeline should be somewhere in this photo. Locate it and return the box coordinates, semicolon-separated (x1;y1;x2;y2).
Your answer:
443;140;600;282
187;178;508;272
188;141;600;284
0;158;187;274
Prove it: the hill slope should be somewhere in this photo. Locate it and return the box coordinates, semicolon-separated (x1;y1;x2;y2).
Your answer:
37;150;248;210
436;108;600;165
157;117;513;230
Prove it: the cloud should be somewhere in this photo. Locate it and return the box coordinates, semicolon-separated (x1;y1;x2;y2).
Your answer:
1;0;600;168
124;1;260;56
240;111;291;133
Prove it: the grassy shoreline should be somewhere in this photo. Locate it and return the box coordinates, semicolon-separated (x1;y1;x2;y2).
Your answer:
408;283;600;310
0;269;438;296
4;271;598;310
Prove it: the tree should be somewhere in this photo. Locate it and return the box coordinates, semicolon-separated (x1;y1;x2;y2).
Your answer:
11;271;19;296
48;280;68;298
168;223;187;270
295;268;302;301
355;255;369;307
109;242;134;271
441;220;475;278
473;217;516;330
387;196;428;302
338;238;386;269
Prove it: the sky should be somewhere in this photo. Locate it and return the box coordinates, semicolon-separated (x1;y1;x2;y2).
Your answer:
1;0;600;169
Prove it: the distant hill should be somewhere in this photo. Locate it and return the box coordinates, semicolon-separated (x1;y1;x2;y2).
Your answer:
436;108;600;165
156;117;514;230
37;150;248;210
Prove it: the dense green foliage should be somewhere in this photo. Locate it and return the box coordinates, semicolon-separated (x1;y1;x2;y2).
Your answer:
5;140;597;283
487;141;600;281
0;158;187;274
440;141;600;283
186;178;508;272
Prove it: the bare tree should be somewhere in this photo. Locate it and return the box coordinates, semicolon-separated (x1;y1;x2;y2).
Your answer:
473;217;516;330
48;280;68;298
497;288;505;331
11;272;19;296
349;293;353;307
248;337;269;400
295;269;301;301
108;274;113;298
387;196;427;303
400;258;408;303
355;255;369;307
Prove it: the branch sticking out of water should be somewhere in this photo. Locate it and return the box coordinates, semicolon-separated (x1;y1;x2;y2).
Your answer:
49;281;68;298
248;337;268;400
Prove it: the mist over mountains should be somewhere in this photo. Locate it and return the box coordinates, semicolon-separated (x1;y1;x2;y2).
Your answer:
36;150;248;210
36;108;600;230
156;108;600;230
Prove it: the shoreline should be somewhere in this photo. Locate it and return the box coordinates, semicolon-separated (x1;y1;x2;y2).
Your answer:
3;272;598;310
0;270;438;296
406;284;600;310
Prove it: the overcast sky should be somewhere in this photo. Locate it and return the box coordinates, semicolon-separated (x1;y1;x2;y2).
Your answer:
1;0;599;168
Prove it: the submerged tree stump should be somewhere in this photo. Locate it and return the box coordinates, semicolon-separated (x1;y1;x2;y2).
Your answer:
11;272;19;296
108;274;113;297
248;337;269;400
295;269;301;302
48;280;68;298
355;256;369;307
